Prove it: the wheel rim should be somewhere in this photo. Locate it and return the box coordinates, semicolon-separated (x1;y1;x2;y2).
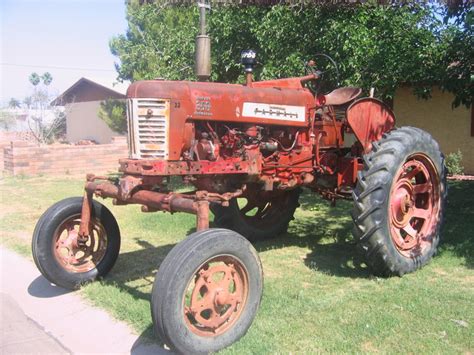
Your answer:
389;154;441;257
237;191;293;228
53;214;108;273
183;255;249;337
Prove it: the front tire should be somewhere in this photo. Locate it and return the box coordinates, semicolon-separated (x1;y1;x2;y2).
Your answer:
151;228;263;354
352;127;447;276
32;197;121;289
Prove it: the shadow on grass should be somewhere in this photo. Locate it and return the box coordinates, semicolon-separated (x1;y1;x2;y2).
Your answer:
97;181;473;347
102;192;365;307
439;181;474;268
97;240;176;345
107;239;176;302
255;180;474;276
255;192;370;279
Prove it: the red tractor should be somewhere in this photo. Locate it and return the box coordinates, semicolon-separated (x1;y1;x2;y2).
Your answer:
32;51;446;354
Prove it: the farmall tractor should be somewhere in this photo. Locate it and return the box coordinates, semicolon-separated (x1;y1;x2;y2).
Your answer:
32;51;446;354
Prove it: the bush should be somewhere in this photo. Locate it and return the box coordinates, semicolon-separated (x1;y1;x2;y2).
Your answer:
98;99;127;134
445;150;464;175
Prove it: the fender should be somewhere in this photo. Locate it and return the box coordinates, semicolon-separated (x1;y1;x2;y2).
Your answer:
346;97;396;153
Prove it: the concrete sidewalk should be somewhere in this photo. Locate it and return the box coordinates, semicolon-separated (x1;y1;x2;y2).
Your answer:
0;246;170;354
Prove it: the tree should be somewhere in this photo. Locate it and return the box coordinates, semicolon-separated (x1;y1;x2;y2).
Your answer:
23;96;33;109
41;72;53;86
110;4;198;82
8;98;21;109
110;2;470;106
24;72;66;143
0;110;16;131
29;72;41;86
439;2;473;108
98;99;127;134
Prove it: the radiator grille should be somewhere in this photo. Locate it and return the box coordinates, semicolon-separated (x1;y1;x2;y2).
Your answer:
127;98;170;159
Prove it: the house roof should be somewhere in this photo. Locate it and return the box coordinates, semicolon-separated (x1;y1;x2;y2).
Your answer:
51;77;129;106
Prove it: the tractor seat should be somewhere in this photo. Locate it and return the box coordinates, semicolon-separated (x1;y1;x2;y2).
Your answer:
323;87;362;106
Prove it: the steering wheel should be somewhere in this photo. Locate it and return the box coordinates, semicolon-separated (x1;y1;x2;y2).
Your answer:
304;53;340;95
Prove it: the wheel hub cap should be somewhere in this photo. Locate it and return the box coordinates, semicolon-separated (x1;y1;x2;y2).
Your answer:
184;256;248;336
388;155;440;257
391;179;415;228
53;216;108;273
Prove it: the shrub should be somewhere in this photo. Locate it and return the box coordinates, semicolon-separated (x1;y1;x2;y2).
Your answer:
98;99;127;134
445;150;464;176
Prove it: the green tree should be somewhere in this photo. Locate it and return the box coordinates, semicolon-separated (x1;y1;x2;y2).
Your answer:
110;3;470;106
29;72;41;86
41;72;53;86
110;4;198;82
440;3;473;108
98;99;127;134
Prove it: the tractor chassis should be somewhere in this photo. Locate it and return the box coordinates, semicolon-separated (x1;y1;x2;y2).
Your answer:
78;169;244;239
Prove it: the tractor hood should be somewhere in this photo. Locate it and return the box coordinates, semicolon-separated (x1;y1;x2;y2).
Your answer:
127;79;315;127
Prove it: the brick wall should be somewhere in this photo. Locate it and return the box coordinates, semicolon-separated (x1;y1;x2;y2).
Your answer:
3;137;128;176
0;131;36;172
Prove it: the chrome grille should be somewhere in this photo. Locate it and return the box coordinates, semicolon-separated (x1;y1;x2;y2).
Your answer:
127;98;170;159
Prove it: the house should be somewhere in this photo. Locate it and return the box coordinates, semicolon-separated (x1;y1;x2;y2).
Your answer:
51;77;128;144
394;86;473;175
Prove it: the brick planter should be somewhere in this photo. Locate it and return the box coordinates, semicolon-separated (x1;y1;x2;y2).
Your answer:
3;137;128;176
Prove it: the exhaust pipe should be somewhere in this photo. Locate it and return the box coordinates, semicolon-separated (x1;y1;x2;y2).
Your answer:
195;1;211;81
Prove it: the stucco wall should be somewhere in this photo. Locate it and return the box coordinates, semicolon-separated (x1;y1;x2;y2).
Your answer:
66;100;123;144
394;87;473;174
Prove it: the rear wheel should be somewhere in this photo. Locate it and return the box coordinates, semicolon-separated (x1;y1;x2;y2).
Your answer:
32;197;121;289
211;188;301;242
151;228;263;354
352;127;447;276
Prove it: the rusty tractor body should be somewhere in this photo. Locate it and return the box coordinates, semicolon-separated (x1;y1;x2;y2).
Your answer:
32;52;446;354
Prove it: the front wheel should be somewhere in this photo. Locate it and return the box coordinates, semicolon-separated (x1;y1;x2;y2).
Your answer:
32;197;121;290
352;127;447;276
151;228;263;354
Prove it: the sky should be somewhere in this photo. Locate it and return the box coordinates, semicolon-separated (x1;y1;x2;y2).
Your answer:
0;0;128;106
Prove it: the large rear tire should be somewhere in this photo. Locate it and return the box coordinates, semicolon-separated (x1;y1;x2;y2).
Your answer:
211;188;301;242
151;228;263;354
352;127;447;276
32;197;121;290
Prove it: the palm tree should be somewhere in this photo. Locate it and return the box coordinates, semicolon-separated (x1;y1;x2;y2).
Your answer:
41;72;53;86
29;72;40;86
8;98;21;109
23;96;33;109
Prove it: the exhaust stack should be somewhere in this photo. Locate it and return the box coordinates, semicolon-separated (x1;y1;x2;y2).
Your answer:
195;1;211;81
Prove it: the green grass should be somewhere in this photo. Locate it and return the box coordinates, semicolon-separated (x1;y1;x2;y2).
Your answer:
1;175;473;353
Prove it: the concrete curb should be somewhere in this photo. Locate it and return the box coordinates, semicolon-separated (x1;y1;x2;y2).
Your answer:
0;246;170;354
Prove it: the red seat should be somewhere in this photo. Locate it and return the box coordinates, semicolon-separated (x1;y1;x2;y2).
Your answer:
324;87;362;106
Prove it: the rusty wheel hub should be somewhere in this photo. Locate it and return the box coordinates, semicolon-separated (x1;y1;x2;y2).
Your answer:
389;155;440;257
391;179;415;228
53;215;108;273
184;256;248;336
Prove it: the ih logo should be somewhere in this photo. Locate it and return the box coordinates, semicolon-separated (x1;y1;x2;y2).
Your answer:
242;102;306;122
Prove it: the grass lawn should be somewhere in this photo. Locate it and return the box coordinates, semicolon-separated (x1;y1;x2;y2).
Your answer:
1;175;473;353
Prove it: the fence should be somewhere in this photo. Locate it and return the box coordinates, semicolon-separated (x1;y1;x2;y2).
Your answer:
3;137;128;176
